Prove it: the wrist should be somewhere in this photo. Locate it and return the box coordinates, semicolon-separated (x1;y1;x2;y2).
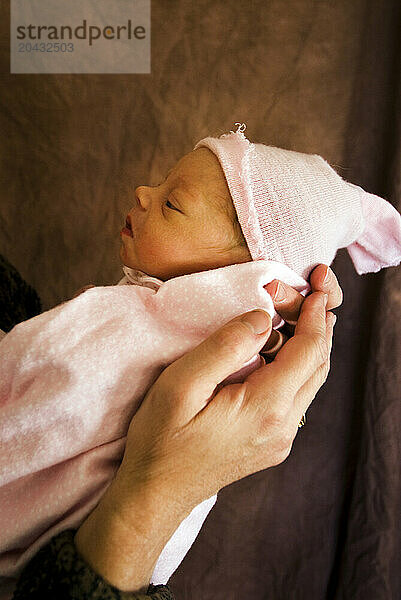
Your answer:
74;478;190;592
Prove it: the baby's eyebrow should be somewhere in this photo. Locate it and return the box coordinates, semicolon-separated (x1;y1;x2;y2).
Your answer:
165;169;205;207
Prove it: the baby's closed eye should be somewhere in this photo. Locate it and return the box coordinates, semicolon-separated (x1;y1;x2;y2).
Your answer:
165;199;181;213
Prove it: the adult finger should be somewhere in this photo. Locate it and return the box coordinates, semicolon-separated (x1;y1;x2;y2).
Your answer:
309;265;343;309
261;329;289;358
163;310;272;418
292;310;336;424
264;280;304;326
263;265;342;328
246;292;329;409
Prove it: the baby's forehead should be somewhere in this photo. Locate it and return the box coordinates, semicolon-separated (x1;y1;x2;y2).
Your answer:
181;151;233;213
189;147;224;178
176;148;231;192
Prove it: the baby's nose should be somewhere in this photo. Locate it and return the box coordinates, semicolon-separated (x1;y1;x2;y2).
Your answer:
135;186;150;211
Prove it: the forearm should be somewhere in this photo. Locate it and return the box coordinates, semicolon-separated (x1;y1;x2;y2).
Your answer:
74;478;191;593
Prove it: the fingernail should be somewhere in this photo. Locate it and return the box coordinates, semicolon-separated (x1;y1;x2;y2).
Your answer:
262;330;283;355
242;310;271;335
323;266;331;285
271;281;286;303
323;293;328;307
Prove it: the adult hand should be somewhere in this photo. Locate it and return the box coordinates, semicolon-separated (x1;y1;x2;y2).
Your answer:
76;289;336;592
262;264;342;358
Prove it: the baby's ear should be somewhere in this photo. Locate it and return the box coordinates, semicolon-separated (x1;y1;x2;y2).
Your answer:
230;242;252;264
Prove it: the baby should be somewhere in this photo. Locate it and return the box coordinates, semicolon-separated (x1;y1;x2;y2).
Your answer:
118;121;401;289
119;142;251;282
1;123;400;598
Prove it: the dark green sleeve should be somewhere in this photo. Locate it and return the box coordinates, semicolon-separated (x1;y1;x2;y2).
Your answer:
12;529;176;600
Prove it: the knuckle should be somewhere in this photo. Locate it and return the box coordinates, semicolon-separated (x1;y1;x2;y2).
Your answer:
277;427;295;452
252;402;297;466
266;404;289;430
271;436;293;465
257;405;293;445
272;445;292;466
218;322;249;361
316;357;331;387
157;365;184;400
310;332;329;364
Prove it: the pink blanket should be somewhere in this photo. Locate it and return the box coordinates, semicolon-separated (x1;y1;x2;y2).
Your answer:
0;260;309;596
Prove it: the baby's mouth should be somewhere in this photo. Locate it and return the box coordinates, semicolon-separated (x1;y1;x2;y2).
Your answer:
121;215;134;238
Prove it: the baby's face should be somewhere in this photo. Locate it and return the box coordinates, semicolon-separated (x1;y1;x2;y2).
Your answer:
120;147;250;279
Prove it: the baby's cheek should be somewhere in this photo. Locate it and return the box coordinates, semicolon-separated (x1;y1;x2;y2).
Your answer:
197;214;236;250
137;233;178;265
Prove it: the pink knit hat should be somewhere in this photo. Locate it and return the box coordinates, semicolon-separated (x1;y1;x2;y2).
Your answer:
194;123;401;279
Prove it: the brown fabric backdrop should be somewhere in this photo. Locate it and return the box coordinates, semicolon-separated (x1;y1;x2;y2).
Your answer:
1;1;400;598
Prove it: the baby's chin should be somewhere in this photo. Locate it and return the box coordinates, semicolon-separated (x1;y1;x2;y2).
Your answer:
119;244;137;270
119;245;158;276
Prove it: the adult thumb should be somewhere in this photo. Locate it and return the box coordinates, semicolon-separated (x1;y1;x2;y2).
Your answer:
166;310;272;419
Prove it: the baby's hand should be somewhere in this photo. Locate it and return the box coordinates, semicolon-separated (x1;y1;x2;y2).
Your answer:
262;264;342;358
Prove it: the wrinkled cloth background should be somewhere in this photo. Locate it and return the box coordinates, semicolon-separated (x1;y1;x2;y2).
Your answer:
0;1;400;599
